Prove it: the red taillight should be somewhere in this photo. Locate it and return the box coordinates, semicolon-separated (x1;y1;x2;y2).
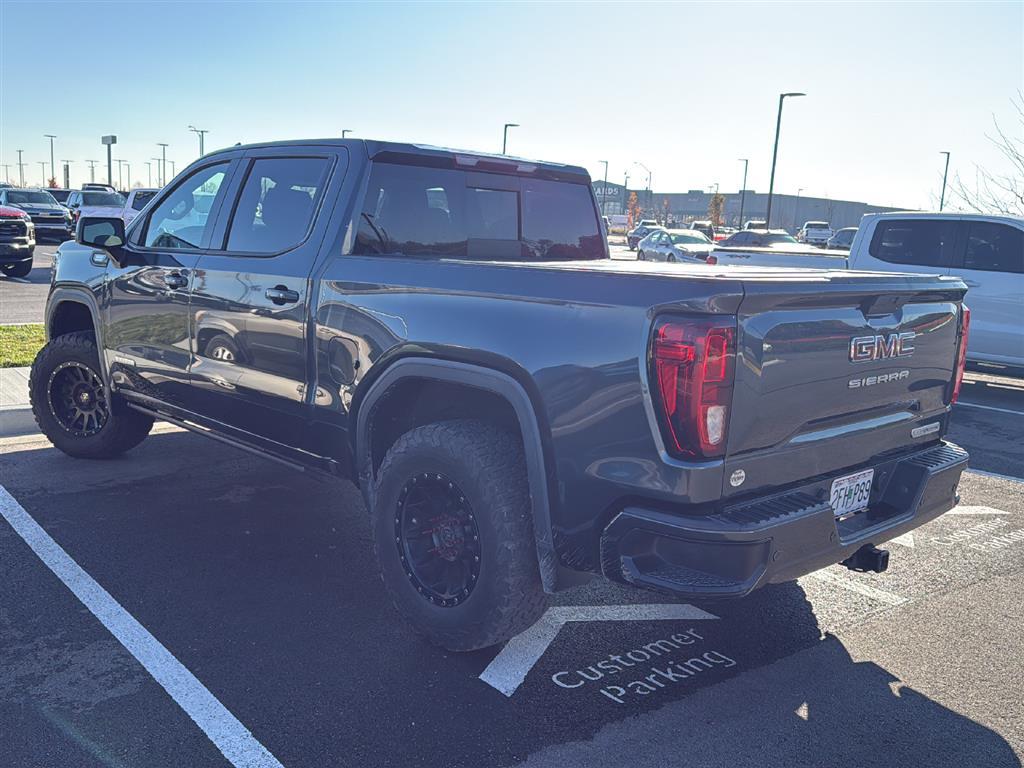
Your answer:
651;317;736;459
951;304;971;404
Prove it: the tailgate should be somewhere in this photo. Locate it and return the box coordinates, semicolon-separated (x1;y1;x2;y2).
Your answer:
723;271;967;498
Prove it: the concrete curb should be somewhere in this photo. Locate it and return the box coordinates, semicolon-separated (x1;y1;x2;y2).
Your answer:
0;405;38;438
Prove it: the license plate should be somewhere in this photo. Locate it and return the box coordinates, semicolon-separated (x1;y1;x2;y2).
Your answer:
829;468;874;518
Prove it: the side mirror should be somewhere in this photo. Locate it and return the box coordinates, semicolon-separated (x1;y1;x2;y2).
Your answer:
77;216;127;264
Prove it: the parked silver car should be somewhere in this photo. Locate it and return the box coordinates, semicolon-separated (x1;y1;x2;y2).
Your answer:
636;228;715;263
826;226;857;250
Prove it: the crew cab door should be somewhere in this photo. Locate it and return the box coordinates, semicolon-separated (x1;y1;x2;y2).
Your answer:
187;148;344;450
105;157;240;406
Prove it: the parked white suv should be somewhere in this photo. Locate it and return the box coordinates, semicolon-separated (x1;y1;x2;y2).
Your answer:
710;212;1023;367
851;213;1023;368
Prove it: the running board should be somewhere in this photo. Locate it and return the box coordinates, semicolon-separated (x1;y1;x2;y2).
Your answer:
125;402;308;473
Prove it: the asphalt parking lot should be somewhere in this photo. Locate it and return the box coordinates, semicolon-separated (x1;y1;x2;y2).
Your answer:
0;242;56;324
0;371;1021;767
1;239;1022;767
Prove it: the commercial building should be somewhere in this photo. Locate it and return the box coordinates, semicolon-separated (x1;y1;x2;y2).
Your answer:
592;181;904;231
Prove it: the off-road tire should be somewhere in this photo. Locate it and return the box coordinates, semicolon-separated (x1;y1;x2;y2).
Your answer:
371;419;547;651
29;332;153;459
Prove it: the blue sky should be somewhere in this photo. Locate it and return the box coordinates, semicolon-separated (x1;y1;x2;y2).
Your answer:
1;1;1021;208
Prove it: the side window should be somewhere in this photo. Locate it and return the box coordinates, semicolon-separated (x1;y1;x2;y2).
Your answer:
144;163;230;249
224;157;331;254
731;232;751;245
131;191;156;211
869;219;957;268
962;222;1023;274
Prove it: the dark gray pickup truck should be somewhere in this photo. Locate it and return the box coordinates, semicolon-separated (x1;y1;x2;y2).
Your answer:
33;139;970;650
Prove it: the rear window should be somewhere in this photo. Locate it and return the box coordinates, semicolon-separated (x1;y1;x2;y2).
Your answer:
130;191;157;211
869;219;957;268
355;163;603;261
82;192;125;207
962;221;1023;274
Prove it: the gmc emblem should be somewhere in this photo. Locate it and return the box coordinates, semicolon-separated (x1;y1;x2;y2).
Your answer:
849;332;916;363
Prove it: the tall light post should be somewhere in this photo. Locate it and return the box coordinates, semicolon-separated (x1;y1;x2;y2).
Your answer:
145;161;152;186
633;162;652;218
188;125;209;157
1;164;9;183
61;160;73;189
16;150;25;186
598;160;609;214
502;123;519;155
44;134;56;186
38;161;48;186
341;129;352;138
168;160;176;179
157;143;168;189
124;162;131;190
737;158;749;229
765;91;805;228
114;159;124;190
151;157;162;186
939;151;951;211
86;159;98;182
623;172;630;216
793;187;805;232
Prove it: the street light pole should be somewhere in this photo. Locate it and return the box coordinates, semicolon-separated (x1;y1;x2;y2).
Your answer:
16;150;25;186
86;160;98;182
124;162;131;190
188;125;209;157
44;134;56;186
765;91;806;229
502;123;519;155
168;160;175;179
341;129;352;138
737;158;749;229
62;160;73;189
634;162;652;219
157;143;169;188
145;162;152;187
151;158;162;186
38;161;48;186
598;160;609;214
1;164;9;184
939;151;951;211
793;187;805;232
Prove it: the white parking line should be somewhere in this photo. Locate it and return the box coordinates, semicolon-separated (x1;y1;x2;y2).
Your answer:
956;401;1024;416
806;569;908;606
0;485;285;768
966;468;1024;485
479;603;718;697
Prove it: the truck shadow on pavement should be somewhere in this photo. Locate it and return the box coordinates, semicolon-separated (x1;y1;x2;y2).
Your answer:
0;430;1019;768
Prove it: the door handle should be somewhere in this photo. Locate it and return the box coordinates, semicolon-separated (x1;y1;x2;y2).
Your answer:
165;272;189;289
266;286;300;305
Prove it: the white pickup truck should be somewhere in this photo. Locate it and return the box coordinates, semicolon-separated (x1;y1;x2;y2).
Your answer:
714;212;1024;368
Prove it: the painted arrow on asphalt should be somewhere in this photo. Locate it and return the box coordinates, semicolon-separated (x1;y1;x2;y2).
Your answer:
479;603;718;697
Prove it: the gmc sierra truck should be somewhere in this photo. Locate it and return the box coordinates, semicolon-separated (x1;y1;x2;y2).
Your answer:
32;139;970;651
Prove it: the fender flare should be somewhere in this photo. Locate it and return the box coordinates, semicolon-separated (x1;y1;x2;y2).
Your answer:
45;287;111;396
355;357;558;592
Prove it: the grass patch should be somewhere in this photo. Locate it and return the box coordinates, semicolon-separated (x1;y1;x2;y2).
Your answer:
1;324;45;368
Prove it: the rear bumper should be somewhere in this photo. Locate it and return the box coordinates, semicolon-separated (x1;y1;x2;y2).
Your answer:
600;441;968;598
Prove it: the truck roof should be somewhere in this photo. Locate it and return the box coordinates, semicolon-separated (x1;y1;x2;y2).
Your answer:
205;138;591;183
863;210;1024;226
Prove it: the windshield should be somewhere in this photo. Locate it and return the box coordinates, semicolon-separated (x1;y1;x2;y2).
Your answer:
82;192;126;207
6;190;57;205
670;232;710;245
764;233;798;244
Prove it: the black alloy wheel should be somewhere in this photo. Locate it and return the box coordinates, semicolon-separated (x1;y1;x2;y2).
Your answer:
395;472;482;607
47;361;109;437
